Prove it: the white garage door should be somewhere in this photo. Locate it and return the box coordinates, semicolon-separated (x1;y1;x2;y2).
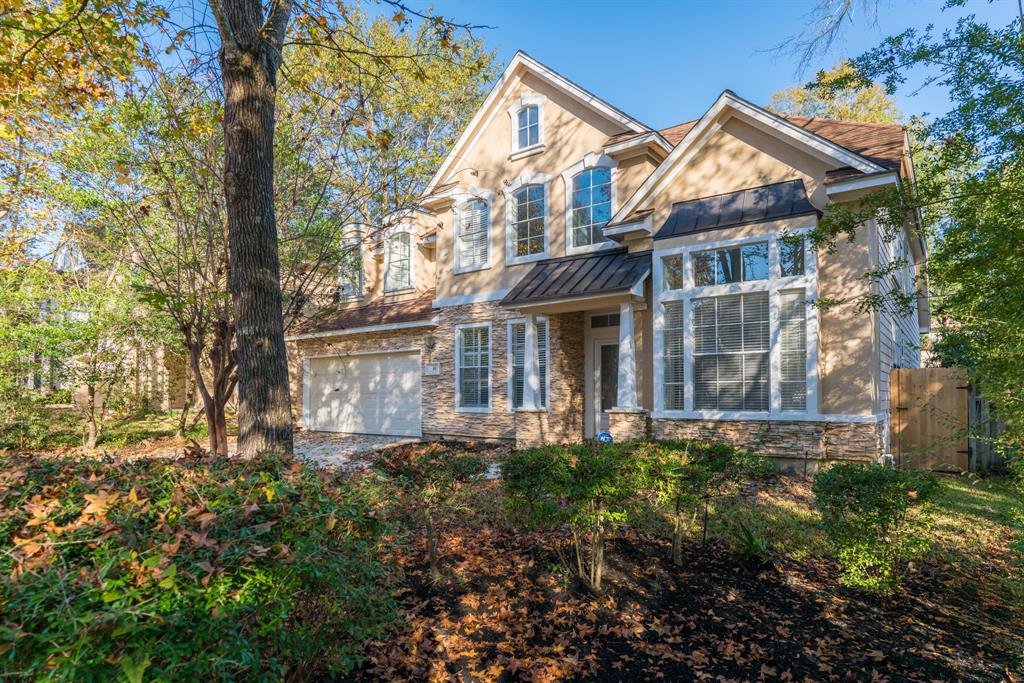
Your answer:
307;352;422;437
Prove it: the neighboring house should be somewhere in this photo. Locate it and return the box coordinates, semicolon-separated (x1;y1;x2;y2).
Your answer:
286;52;928;465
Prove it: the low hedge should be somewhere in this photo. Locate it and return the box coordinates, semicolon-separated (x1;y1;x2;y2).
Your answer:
0;452;397;680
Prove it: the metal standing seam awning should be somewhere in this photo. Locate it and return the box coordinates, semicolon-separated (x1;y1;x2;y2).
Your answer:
500;248;652;313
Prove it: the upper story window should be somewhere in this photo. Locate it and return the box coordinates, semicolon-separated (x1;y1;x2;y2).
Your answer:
779;236;805;277
384;230;412;293
693;242;769;286
338;235;363;299
570;167;613;249
517;105;539;149
456;199;490;271
510;184;546;260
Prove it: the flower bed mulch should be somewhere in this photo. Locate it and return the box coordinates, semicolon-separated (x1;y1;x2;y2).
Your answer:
346;519;1022;682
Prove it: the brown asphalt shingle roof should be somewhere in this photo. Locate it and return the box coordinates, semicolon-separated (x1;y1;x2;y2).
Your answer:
293;289;435;336
606;115;905;171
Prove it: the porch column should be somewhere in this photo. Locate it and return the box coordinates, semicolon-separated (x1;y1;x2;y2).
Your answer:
616;301;638;409
522;314;541;410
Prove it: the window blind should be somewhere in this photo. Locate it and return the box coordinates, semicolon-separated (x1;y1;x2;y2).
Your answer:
779;289;807;411
663;301;685;410
693;292;769;411
457;199;489;269
510;320;548;408
459;326;490;408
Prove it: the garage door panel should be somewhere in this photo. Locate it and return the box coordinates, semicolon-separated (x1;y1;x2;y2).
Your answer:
308;352;421;437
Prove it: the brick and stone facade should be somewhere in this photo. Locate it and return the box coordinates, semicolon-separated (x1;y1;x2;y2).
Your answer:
651;417;883;470
607;408;649;442
287;301;585;446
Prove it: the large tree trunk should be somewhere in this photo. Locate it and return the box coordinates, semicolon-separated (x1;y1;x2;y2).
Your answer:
215;0;294;457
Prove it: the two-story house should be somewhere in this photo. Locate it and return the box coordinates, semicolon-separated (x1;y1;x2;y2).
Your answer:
285;52;928;466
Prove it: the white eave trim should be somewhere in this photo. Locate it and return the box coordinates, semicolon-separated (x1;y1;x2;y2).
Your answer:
423;50;652;196
825;171;899;197
604;131;673;156
285;317;438;342
603;215;653;242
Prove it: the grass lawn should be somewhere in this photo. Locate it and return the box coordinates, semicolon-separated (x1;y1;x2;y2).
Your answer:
355;467;1024;682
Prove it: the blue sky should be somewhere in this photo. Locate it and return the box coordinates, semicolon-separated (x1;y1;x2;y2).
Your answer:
430;0;1019;128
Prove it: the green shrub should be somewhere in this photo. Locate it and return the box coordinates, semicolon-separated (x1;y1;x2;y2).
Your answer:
638;440;772;565
373;443;485;582
813;462;938;593
503;442;653;592
0;451;396;680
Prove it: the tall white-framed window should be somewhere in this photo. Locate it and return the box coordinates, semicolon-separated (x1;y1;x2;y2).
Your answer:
338;233;363;299
384;228;413;293
506;93;546;156
508;317;549;410
562;154;617;255
456;323;491;412
455;197;491;272
652;228;818;419
505;172;550;264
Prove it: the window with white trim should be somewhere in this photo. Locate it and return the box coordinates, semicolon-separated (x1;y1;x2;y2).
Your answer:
457;325;490;409
693;292;770;411
779;236;805;277
693;242;769;286
511;184;545;258
663;301;685;410
779;289;807;410
517;105;539;149
456;199;489;270
338;236;363;299
569;167;612;248
384;230;411;292
509;319;548;409
663;255;685;290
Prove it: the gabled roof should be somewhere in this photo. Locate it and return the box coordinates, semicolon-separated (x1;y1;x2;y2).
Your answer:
654;180;818;240
423;51;654;196
501;249;651;307
611;91;896;228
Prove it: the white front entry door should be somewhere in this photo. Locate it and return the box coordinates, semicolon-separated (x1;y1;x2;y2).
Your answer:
307;352;422;437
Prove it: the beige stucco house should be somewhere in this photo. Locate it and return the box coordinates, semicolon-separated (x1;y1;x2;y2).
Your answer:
286;52;928;465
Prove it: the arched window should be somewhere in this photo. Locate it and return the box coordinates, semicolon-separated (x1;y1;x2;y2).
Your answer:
338;234;363;299
517;104;539;149
569;166;612;248
456;199;489;270
384;230;412;292
511;184;545;258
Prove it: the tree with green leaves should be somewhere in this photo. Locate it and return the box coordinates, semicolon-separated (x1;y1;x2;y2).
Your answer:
767;61;902;124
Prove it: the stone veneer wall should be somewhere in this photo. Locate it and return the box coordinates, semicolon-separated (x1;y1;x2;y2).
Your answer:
286;302;586;443
651;418;884;468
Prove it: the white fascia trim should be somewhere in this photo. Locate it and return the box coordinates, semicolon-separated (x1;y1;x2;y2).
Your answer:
423;50;651;196
561;153;619;256
506;290;633;311
612;90;886;224
505;171;552;264
650;411;886;424
433;288;513;308
285;318;438;342
603;214;654;241
454;321;493;413
825;171;899;197
604;131;673;156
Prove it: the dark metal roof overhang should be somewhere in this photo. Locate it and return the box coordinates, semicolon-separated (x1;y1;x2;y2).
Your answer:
654;179;819;241
501;248;651;311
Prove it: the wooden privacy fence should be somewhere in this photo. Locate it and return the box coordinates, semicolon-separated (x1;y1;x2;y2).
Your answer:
889;367;1004;472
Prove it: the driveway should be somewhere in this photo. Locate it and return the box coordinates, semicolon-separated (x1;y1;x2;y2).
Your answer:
294;431;419;469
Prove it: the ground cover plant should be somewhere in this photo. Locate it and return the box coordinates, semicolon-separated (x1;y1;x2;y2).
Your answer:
356;442;1023;681
0;451;396;680
0;407;208;453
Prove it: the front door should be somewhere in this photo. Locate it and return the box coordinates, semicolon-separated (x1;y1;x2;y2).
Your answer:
595;342;619;434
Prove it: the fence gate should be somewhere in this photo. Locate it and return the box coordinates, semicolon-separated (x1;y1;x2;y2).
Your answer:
890;367;969;472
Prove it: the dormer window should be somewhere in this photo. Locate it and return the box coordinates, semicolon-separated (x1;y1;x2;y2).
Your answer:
384;229;412;293
517;105;539;149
